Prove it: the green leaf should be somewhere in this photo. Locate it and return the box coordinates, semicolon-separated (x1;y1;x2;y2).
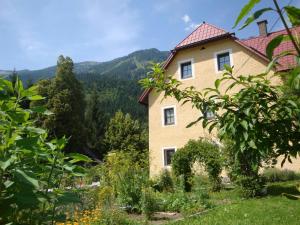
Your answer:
266;35;290;60
249;140;257;149
239;8;273;30
15;169;39;188
56;191;81;206
285;6;300;26
69;153;92;163
0;158;14;171
241;120;248;130
233;0;261;28
27;95;45;101
26;126;46;134
214;79;221;89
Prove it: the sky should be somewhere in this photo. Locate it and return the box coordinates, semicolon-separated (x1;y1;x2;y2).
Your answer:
0;0;299;70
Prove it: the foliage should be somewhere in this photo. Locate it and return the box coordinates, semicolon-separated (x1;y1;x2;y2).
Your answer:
172;139;222;192
141;187;159;219
0;77;90;224
104;111;148;158
151;169;174;192
100;151;148;213
262;168;300;183
34;55;86;153
84;85;107;158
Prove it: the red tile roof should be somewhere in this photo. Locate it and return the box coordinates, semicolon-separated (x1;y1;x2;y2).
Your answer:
240;26;300;71
139;23;300;105
176;23;230;49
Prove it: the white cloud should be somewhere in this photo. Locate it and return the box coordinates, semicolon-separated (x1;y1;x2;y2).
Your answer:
185;23;200;31
182;14;191;23
181;14;200;31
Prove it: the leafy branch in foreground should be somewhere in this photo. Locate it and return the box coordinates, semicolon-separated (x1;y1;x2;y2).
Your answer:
0;77;91;224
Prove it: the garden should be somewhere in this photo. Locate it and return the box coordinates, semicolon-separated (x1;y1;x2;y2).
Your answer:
1;0;300;224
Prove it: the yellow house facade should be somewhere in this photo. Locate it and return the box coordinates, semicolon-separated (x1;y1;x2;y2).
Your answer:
139;22;300;177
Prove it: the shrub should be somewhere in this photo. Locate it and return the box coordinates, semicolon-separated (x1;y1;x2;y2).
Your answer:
262;168;300;182
152;169;174;192
141;187;159;219
100;151;148;213
172;139;222;192
236;175;265;198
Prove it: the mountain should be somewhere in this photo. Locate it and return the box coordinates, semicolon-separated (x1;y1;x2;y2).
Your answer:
1;48;169;123
1;48;169;82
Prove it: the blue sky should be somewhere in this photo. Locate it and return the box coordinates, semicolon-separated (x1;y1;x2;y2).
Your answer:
0;0;299;70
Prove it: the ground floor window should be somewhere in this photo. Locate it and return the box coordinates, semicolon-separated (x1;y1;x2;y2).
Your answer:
163;148;176;166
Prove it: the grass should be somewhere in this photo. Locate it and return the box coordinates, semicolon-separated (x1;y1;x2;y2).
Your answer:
168;181;300;225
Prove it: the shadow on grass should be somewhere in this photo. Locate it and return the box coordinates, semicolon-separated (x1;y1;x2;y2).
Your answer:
267;183;300;196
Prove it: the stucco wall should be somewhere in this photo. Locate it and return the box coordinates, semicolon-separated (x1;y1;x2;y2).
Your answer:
148;38;300;177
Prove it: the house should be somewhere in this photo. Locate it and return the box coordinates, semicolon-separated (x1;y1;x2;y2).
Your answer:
139;21;300;177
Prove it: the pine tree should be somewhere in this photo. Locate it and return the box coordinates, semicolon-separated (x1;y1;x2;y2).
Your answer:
84;85;107;157
38;55;86;153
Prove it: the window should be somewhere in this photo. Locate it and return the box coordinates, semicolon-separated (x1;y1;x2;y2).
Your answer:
163;148;175;166
217;52;231;71
163;107;175;125
180;61;192;79
204;104;215;119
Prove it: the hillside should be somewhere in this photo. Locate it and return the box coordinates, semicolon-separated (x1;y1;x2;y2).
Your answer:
1;48;169;123
2;48;169;82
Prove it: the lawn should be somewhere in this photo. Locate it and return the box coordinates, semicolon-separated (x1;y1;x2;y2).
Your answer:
168;181;300;225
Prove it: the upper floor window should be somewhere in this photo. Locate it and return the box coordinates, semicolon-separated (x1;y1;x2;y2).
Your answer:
178;59;194;80
163;148;176;166
217;52;230;71
163;107;175;126
215;49;232;72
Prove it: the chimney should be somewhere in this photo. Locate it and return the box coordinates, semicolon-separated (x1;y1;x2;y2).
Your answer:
257;20;268;36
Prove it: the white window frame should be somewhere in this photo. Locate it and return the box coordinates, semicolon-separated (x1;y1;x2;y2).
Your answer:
161;105;177;127
162;147;177;167
178;58;195;80
214;49;233;73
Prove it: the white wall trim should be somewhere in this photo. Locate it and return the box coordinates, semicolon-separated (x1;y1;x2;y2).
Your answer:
162;146;177;168
161;105;177;127
214;49;233;74
177;58;195;80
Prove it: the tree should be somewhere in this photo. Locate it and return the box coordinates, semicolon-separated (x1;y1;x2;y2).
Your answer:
36;56;86;153
140;0;300;197
104;111;148;156
84;85;107;158
8;68;18;87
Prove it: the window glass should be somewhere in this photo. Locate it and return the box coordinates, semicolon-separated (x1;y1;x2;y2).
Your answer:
164;108;175;125
204;105;215;119
164;148;175;166
180;61;192;79
217;52;230;71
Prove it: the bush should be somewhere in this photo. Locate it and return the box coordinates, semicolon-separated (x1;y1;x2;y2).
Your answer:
262;168;300;182
236;175;265;198
100;151;148;213
141;187;159;219
151;169;174;192
172;139;222;192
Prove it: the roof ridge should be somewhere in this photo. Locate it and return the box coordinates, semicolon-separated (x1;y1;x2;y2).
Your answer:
175;23;205;48
204;22;228;33
175;22;229;49
241;25;300;41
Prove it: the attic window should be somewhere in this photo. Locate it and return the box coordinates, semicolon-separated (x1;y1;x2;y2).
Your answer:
179;59;194;80
217;52;230;71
